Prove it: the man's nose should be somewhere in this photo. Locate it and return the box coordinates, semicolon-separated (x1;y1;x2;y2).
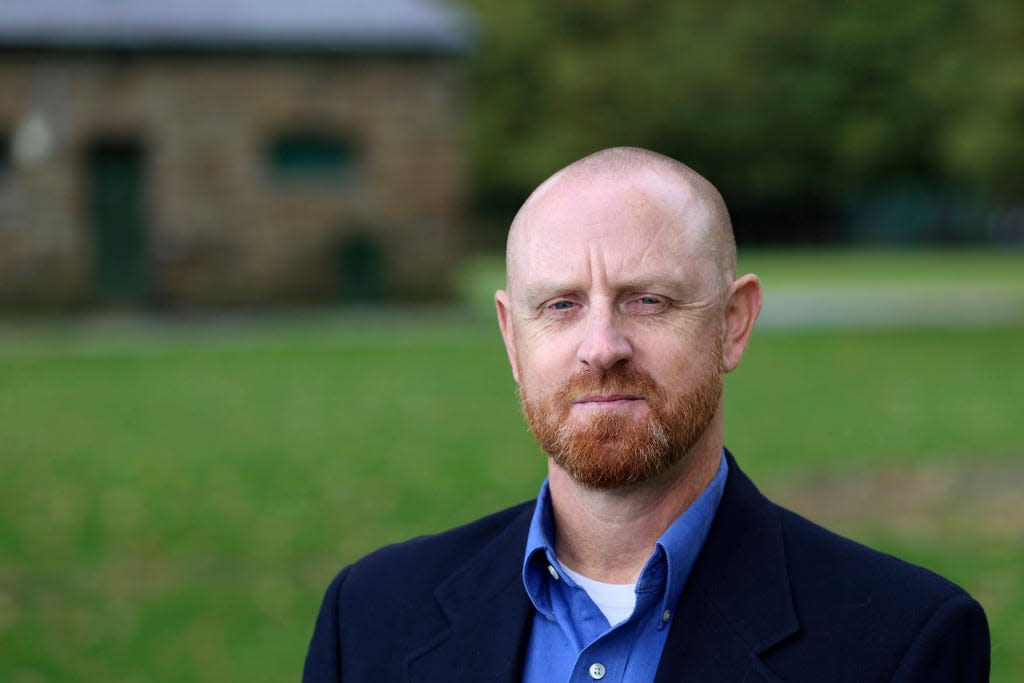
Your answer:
577;307;633;371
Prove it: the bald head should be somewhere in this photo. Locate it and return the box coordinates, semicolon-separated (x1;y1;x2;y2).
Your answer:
506;147;737;296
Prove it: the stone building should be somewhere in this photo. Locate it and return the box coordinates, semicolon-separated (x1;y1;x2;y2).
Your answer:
0;0;470;308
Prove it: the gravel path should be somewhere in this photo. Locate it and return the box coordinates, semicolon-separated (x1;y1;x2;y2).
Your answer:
758;284;1024;329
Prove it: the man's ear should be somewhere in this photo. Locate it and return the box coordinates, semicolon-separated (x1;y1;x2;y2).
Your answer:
495;289;520;384
721;274;762;373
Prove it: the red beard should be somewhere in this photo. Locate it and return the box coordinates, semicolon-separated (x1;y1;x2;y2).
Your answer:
521;351;723;490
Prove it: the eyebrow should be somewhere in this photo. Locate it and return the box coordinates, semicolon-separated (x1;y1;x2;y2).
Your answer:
619;273;688;293
521;280;584;306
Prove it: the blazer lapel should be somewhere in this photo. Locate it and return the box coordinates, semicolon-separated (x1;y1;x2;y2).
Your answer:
404;454;797;682
655;454;798;682
406;504;535;683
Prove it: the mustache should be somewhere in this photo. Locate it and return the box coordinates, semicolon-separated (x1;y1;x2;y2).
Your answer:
558;363;661;402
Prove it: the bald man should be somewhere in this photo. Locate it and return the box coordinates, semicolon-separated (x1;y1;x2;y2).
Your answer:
304;148;989;682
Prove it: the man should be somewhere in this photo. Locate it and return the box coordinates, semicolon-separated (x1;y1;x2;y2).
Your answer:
304;147;989;681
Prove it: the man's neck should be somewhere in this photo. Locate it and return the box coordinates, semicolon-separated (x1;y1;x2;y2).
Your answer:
547;426;723;585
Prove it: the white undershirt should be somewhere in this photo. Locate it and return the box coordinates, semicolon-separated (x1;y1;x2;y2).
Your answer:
561;565;637;627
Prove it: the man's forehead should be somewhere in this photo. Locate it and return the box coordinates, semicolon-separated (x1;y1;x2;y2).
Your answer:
508;169;708;279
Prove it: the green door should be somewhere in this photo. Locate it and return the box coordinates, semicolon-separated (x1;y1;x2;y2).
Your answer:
89;142;148;305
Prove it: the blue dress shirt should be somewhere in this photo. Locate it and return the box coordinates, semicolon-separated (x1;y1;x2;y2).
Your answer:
521;452;729;683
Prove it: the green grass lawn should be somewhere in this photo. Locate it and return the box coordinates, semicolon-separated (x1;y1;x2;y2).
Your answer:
1;310;1022;680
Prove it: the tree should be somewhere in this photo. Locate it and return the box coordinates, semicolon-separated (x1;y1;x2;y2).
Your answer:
462;0;1024;242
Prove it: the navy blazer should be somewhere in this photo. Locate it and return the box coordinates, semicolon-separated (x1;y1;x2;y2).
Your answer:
304;454;989;681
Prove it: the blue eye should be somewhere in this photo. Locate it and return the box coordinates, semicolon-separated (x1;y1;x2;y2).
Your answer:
627;295;668;314
551;300;575;310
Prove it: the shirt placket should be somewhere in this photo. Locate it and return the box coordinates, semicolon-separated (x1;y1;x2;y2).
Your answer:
568;574;663;683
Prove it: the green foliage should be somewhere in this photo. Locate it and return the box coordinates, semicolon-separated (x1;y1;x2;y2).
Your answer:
463;0;1024;228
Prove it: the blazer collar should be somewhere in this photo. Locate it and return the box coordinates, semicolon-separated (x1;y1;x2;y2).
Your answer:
406;503;536;683
655;450;798;682
405;451;799;682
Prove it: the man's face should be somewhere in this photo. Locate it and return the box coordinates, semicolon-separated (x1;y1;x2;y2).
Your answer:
498;170;728;490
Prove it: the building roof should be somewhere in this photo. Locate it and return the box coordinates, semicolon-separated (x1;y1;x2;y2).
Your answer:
0;0;471;54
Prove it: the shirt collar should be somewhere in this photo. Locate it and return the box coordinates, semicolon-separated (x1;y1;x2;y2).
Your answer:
522;450;730;622
522;479;561;618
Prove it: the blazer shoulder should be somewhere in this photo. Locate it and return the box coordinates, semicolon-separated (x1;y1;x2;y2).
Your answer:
777;503;974;608
305;501;537;682
304;501;536;682
772;503;989;679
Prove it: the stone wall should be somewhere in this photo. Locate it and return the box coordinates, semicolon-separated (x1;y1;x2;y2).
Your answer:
0;51;466;307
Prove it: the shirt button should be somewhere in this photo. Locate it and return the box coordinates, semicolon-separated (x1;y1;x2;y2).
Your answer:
662;609;672;623
547;564;560;580
589;662;606;680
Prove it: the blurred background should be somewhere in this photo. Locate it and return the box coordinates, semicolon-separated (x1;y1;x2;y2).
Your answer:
0;0;1021;680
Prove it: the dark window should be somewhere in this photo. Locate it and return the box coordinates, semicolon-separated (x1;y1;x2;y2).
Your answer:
337;232;386;301
268;133;356;182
